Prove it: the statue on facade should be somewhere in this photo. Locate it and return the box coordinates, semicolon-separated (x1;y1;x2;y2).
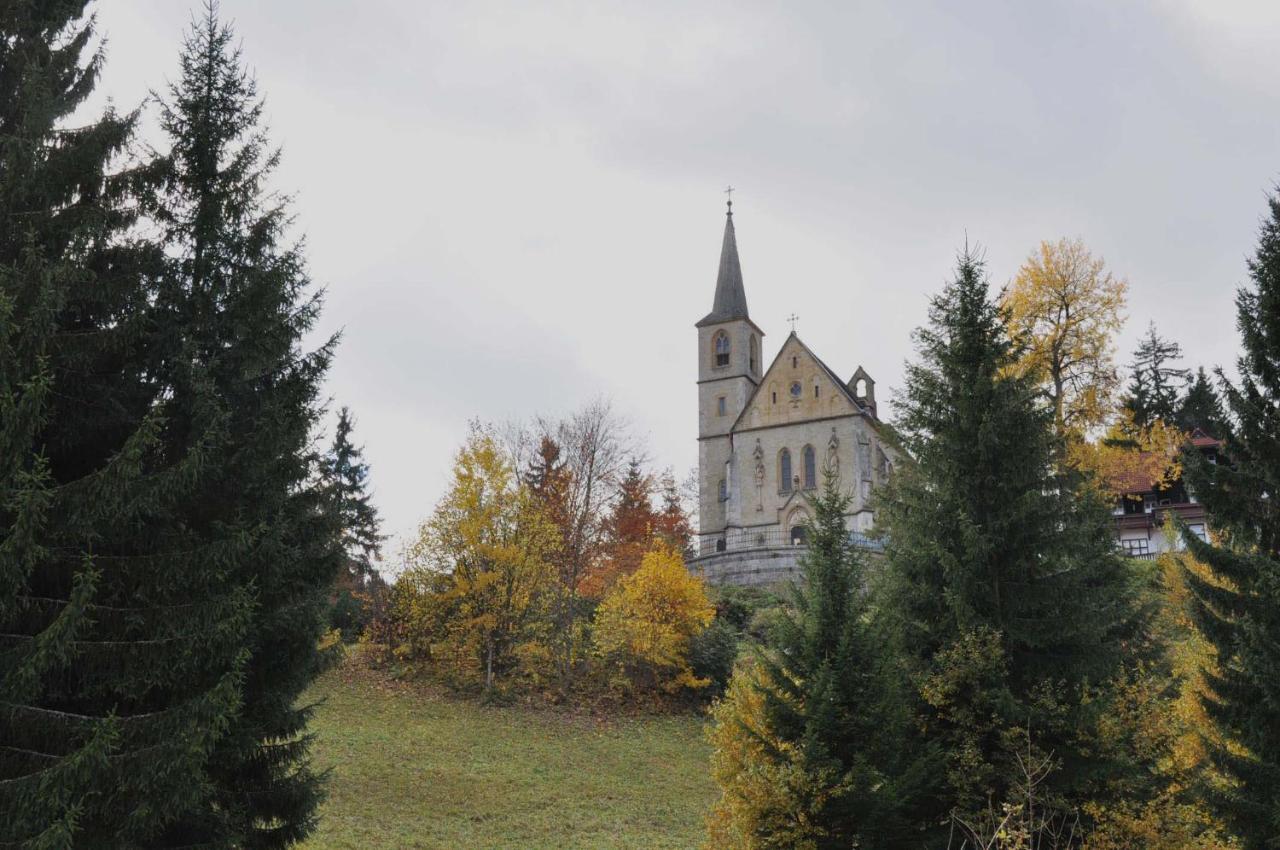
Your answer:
826;427;840;478
753;439;765;512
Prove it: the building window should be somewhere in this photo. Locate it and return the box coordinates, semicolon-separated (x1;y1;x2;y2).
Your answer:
779;449;792;493
718;478;727;502
717;396;726;417
1121;539;1150;557
713;332;730;367
1188;524;1208;542
749;335;759;374
772;391;777;404
802;445;816;489
790;525;808;546
792;356;798;368
715;538;727;552
814;385;820;399
790;381;802;399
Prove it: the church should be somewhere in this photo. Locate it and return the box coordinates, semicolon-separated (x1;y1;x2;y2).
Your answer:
690;201;895;585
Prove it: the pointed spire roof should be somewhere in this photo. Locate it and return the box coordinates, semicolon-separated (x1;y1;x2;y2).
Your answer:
696;202;751;327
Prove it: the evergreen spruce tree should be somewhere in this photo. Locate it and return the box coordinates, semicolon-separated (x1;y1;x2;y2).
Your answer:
1181;190;1280;850
0;4;248;845
323;406;385;585
749;471;900;847
1177;366;1227;436
1122;322;1188;431
654;470;692;555
605;457;657;543
878;249;1135;839
589;456;657;593
144;6;342;844
523;434;571;522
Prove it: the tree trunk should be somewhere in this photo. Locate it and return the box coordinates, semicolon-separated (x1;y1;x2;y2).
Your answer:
485;640;494;692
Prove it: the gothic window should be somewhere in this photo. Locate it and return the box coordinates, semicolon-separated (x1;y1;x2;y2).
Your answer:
713;332;730;367
814;384;820;399
749;335;759;374
779;449;792;493
802;445;816;489
772;391;777;404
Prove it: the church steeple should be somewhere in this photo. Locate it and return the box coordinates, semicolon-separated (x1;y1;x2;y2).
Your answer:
694;196;762;545
697;200;750;327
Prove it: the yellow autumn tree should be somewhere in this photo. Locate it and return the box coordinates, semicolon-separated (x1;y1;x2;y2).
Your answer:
592;542;715;694
398;423;558;691
1072;411;1184;499
1002;238;1128;439
704;661;837;850
1081;546;1238;850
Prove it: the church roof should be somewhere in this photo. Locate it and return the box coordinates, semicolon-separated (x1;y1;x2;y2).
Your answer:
729;331;880;432
695;206;751;328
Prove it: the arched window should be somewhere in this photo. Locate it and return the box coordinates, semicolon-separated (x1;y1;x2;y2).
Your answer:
749;335;759;374
790;525;808;546
713;332;730;367
802;445;817;489
779;449;792;493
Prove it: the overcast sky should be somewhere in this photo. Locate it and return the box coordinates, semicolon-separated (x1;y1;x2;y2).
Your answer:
88;1;1280;555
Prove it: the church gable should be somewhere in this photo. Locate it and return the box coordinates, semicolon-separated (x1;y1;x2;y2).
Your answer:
733;334;859;431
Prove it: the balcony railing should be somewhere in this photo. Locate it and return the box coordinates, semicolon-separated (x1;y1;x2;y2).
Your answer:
696;527;885;557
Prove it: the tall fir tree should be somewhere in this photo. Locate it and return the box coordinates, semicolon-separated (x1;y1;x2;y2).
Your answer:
1181;190;1280;850
523;434;572;536
653;469;692;555
0;4;249;845
323;406;384;585
1177;366;1228;436
586;456;657;595
749;471;902;847
1122;322;1188;431
143;5;342;844
604;457;657;544
878;249;1135;839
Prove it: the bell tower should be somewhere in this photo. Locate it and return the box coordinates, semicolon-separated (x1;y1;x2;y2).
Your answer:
696;197;763;546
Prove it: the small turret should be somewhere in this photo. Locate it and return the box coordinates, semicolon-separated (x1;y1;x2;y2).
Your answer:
848;366;876;418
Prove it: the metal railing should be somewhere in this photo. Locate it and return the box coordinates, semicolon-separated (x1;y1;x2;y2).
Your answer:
696;527;885;557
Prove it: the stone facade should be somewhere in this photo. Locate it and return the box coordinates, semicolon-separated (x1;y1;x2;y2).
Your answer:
690;206;894;584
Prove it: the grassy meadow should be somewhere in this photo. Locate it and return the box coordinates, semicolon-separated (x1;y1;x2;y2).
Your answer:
300;653;718;849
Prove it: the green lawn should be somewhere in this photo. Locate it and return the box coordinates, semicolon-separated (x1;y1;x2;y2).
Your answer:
300;655;718;849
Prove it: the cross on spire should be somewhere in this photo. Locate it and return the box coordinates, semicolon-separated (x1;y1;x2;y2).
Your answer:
787;313;800;333
724;184;734;215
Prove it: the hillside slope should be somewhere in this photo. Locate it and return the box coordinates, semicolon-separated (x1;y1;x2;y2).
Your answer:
301;656;716;849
